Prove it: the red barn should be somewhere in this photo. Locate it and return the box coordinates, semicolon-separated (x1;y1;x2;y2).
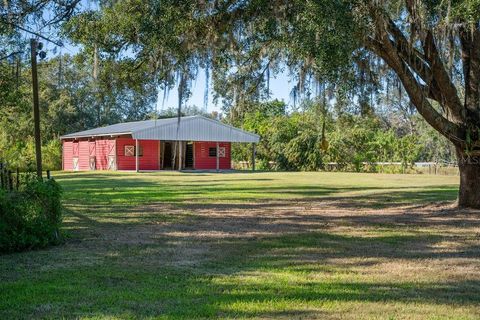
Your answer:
60;115;259;171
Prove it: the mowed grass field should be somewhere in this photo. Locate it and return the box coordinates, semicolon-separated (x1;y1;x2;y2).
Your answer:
1;171;480;319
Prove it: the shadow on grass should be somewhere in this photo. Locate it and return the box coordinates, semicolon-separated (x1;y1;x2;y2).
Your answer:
2;228;479;319
57;172;458;208
1;173;474;319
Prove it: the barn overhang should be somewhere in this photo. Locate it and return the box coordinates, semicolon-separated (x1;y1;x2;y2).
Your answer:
132;117;259;143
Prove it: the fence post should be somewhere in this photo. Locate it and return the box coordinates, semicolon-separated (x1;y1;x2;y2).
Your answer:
0;168;3;190
8;170;13;191
47;170;51;180
16;168;19;190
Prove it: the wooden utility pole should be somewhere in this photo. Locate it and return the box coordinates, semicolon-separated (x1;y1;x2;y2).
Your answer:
30;39;42;179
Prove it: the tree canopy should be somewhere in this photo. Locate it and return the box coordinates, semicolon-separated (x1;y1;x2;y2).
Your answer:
64;0;480;207
64;1;479;143
2;0;480;207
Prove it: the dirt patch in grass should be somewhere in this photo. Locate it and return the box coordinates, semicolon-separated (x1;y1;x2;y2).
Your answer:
1;176;479;319
35;199;479;286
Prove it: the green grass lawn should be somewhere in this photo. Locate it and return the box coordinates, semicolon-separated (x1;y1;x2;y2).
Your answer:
1;171;479;319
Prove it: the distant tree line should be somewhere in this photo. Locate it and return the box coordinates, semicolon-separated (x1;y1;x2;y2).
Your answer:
0;50;454;172
0;53;160;171
230;100;455;172
0;0;460;175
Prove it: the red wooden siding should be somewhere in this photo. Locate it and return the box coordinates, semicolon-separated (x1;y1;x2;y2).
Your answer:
116;138;159;170
76;140;89;171
63;140;74;170
194;142;231;170
63;138;233;171
95;139;113;170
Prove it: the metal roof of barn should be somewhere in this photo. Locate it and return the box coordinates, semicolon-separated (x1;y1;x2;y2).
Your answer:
60;115;260;143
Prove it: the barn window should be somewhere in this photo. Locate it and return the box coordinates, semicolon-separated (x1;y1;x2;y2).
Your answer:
208;147;217;157
125;145;135;156
125;145;143;157
218;147;226;158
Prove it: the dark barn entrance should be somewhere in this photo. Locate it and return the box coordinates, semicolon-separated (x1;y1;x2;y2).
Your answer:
162;142;173;169
185;142;194;169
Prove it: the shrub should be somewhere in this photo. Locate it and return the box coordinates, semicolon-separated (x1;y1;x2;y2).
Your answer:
42;139;63;171
0;138;62;172
0;178;63;253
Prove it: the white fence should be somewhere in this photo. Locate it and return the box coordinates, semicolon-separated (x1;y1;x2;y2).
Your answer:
233;161;459;175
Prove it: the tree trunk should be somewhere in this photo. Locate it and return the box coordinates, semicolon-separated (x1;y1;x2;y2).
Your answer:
456;148;480;208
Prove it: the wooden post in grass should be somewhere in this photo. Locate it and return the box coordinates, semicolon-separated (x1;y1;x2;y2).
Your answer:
8;170;13;191
16;168;19;190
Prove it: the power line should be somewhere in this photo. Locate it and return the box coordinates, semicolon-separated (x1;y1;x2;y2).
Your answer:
0;20;63;47
1;13;71;179
0;50;23;61
1;19;64;179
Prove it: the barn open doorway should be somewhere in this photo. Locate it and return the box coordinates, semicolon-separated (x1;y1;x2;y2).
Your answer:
160;141;191;170
162;142;173;169
185;142;194;169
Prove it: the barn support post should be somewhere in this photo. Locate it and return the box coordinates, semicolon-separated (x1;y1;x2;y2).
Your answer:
216;142;220;172
135;139;139;172
252;143;256;171
114;138;118;171
178;141;182;171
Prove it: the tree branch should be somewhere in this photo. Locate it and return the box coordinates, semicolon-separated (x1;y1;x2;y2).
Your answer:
421;30;464;123
381;13;465;124
459;27;480;123
366;16;465;145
